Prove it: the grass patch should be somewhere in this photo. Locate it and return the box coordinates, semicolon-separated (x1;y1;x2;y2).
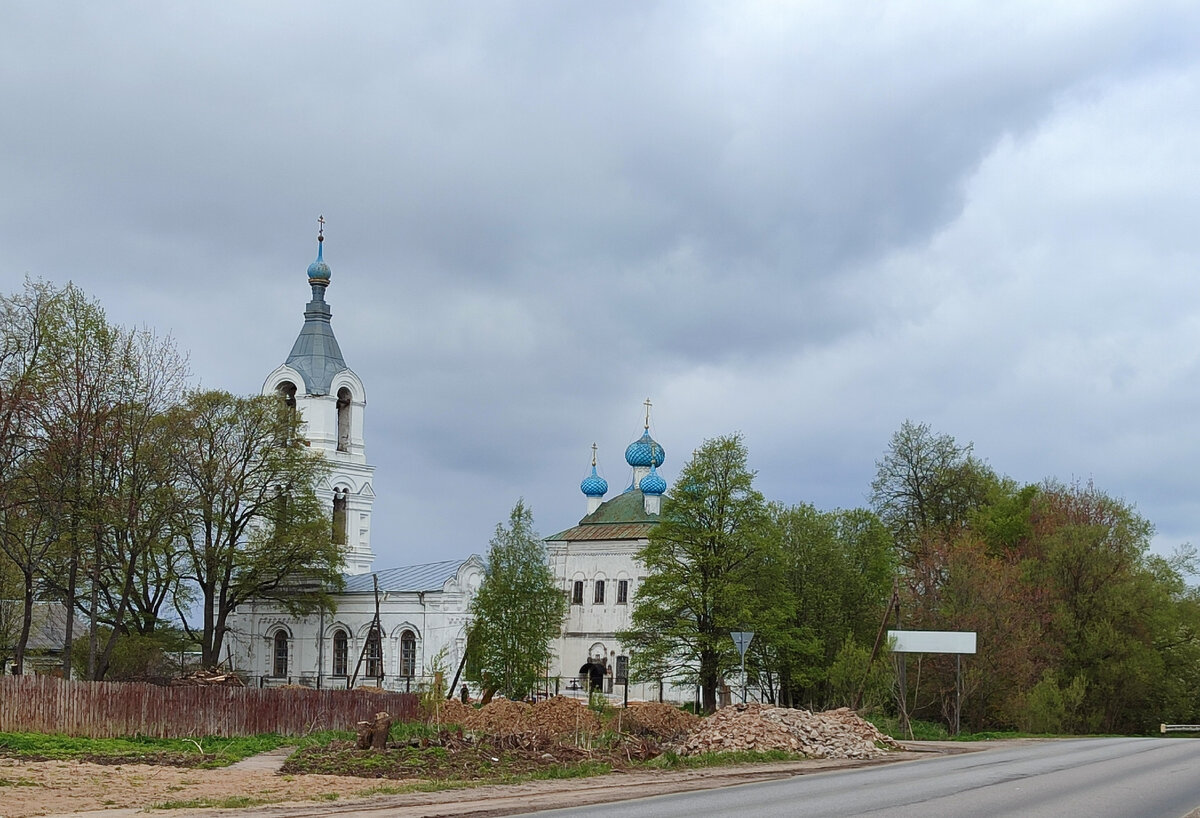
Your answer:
388;720;459;743
357;780;471;797
864;716;950;741
644;749;798;769
148;795;272;810
861;717;1068;742
0;730;354;768
0;777;41;787
525;760;612;779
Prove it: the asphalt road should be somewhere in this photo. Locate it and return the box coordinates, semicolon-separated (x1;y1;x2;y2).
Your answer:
521;738;1200;818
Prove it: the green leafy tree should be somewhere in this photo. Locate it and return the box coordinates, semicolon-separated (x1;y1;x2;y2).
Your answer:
620;433;775;713
70;625;192;682
1028;480;1192;732
465;500;565;700
167;390;340;668
770;503;894;708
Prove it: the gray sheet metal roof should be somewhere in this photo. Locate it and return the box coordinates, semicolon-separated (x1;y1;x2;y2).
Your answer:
341;559;467;593
0;602;78;652
286;285;347;396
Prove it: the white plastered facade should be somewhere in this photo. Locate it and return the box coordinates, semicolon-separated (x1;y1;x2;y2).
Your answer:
547;533;648;699
228;557;485;689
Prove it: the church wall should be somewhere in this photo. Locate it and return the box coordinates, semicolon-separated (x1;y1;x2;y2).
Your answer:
547;535;696;704
227;587;473;692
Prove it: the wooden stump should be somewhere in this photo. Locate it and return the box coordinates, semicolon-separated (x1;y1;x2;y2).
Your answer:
355;711;392;750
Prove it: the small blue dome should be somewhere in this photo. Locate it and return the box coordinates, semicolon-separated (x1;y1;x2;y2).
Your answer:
639;463;667;496
625;431;665;468
307;240;331;282
581;466;608;498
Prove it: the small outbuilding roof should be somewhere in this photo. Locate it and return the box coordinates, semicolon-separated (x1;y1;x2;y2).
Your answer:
341;559;472;593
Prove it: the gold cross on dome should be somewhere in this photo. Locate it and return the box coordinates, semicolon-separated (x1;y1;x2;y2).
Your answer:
317;215;325;239
591;442;598;467
644;397;652;429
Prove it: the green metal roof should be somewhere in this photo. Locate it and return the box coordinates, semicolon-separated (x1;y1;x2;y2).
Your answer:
546;489;661;542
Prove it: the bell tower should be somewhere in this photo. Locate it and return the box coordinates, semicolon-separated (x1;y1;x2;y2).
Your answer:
262;218;376;574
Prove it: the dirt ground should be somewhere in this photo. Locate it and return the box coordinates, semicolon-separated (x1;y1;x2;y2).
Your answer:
0;743;981;818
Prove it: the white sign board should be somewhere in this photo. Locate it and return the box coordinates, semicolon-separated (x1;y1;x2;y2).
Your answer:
888;630;977;654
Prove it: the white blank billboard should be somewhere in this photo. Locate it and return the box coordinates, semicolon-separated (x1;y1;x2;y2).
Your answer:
888;630;977;654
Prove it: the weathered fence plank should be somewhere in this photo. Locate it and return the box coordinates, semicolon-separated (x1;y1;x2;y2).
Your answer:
0;676;419;738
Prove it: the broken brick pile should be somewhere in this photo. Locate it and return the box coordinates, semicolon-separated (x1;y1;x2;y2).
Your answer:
669;704;900;759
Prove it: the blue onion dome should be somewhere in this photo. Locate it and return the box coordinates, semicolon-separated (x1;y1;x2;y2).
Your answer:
581;465;608;497
639;462;667;496
307;235;331;282
625;430;665;468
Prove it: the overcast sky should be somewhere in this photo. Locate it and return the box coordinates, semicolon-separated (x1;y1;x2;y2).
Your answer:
5;2;1200;573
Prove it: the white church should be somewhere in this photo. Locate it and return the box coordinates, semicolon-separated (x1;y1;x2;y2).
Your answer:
228;229;673;701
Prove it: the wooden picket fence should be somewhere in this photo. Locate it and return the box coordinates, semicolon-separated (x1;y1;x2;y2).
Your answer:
0;675;419;738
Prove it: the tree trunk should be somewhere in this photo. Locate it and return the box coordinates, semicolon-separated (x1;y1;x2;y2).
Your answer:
700;649;718;713
88;529;102;679
95;556;141;680
62;553;79;679
14;571;35;675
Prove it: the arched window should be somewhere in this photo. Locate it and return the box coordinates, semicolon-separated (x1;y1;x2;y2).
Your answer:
332;489;348;546
400;630;417;678
336;387;352;452
571;580;583;605
272;631;288;678
332;629;348;676
593;579;606;604
365;630;383;680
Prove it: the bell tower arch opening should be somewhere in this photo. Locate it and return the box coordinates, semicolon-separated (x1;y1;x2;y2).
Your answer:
337;387;352;452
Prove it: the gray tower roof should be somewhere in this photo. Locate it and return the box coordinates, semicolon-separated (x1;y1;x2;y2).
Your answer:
286;236;348;396
286;284;347;395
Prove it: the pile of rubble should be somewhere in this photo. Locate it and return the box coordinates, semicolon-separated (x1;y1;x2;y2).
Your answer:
669;704;900;759
423;697;895;760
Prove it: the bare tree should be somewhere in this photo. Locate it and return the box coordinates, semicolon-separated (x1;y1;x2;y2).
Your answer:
0;281;58;674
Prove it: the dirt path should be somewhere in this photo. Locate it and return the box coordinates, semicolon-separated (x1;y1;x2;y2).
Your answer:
0;742;993;818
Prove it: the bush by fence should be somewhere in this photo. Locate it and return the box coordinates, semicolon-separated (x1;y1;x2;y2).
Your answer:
0;675;419;738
